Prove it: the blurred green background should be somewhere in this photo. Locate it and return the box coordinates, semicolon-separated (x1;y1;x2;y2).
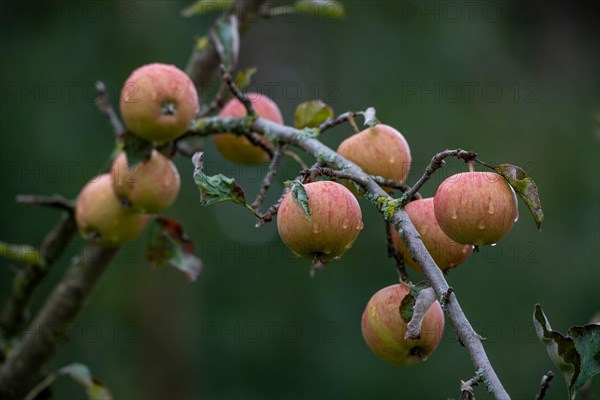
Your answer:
1;1;598;399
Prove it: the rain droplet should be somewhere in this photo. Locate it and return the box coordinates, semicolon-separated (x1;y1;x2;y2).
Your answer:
451;210;458;220
389;158;396;164
313;222;320;234
342;219;349;229
490;243;497;247
488;201;495;215
478;221;485;230
514;214;520;223
460;197;467;207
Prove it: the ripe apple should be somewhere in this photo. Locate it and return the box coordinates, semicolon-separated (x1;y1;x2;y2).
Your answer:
391;198;473;274
337;124;412;190
361;284;444;365
111;150;180;214
434;172;518;246
213;92;283;164
120;63;199;143
277;181;364;262
76;174;149;246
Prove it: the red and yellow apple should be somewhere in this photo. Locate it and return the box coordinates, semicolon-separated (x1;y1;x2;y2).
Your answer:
111;150;180;214
120;63;199;143
277;181;363;262
76;174;149;246
434;172;518;246
337;124;412;190
391;198;473;274
361;284;444;365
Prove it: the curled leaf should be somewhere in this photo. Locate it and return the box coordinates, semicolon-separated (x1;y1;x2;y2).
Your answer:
286;180;311;221
192;152;247;207
210;14;239;71
147;217;202;282
399;280;431;323
404;287;437;340
494;164;544;230
533;304;600;399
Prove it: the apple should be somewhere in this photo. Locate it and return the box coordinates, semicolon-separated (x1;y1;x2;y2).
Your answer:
337;124;412;190
76;174;149;246
213;92;283;164
277;181;363;262
120;63;199;143
361;284;444;365
391;198;473;274
434;172;518;246
111;150;180;214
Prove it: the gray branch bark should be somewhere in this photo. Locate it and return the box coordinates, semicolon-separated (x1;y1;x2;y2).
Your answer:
0;245;118;399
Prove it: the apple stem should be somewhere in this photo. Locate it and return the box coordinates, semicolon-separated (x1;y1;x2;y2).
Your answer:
468;161;475;173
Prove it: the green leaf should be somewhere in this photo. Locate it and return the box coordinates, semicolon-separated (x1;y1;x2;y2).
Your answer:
59;363;112;400
363;107;380;128
271;0;345;19
235;67;257;90
294;100;334;129
147;217;202;282
567;324;600;393
399;281;430;323
192;152;247;207
0;241;45;266
181;0;233;17
210;14;239;71
494;164;544;230
533;304;600;399
286;180;311;221
120;131;153;168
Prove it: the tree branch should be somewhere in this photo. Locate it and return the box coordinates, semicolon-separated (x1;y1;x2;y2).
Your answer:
188;115;511;400
385;221;409;283
15;194;74;213
0;244;119;399
0;213;77;341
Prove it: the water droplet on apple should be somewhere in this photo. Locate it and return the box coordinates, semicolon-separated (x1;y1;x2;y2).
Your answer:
490;243;497;247
478;221;485;230
342;219;349;229
313;222;320;234
460;197;467;207
389;158;395;164
451;210;458;220
488;201;495;215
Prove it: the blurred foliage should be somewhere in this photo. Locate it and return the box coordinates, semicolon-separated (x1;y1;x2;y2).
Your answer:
0;1;598;399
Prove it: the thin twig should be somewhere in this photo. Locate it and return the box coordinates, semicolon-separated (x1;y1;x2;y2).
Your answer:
371;176;412;193
219;65;255;116
535;371;554;400
15;195;74;213
94;81;125;136
386;221;409;283
319;111;359;133
255;188;289;228
401;149;478;205
284;150;309;170
252;145;286;212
